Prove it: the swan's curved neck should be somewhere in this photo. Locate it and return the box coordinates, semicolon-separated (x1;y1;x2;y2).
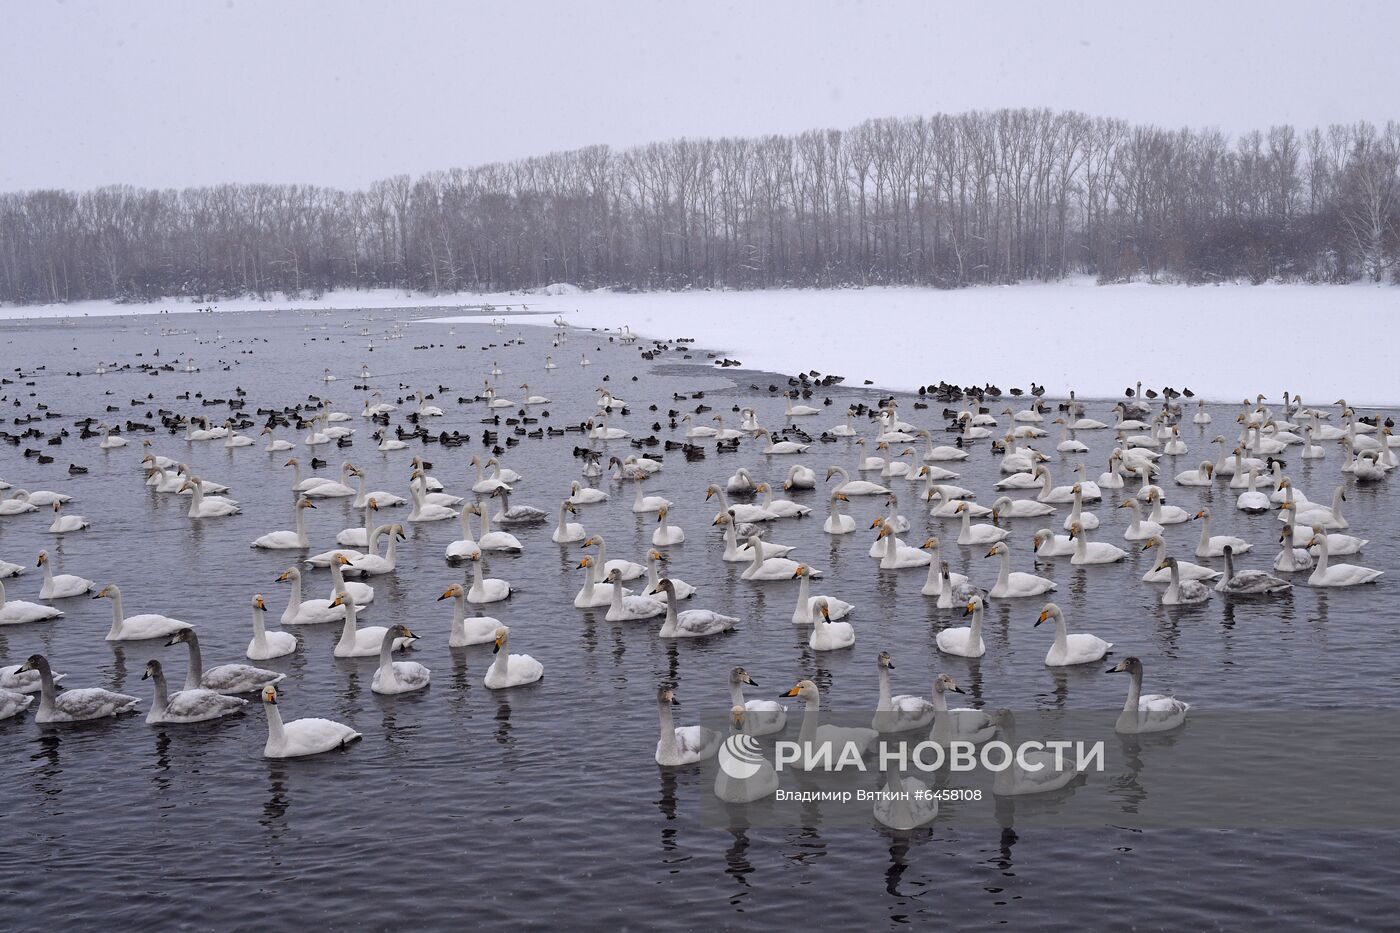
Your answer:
877;667;892;711
264;700;286;749
107;591;127;638
969;605;984;642
658;699;677;756
1123;670;1143;713
295;505;308;544
796;572;811;612
183;633;205;690
338;598;360;646
378;629;398;674
798;694;820;746
150;668;171;715
251;605;268;650
996;549;1011;588
660;587;679;636
591;538;608;582
931;687;949;713
1313;535;1329;574
1166;562;1181;600
1052;616;1069;653
747;539;766;574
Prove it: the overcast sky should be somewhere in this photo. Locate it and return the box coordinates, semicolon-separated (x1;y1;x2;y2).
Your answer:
4;0;1396;191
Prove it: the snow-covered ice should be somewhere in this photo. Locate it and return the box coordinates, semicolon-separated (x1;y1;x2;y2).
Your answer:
429;279;1400;406
4;279;1397;405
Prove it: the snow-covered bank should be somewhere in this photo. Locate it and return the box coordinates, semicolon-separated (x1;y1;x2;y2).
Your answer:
4;279;1397;406
426;280;1400;407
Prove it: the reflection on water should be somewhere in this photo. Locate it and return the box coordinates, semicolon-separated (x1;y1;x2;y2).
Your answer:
0;308;1396;925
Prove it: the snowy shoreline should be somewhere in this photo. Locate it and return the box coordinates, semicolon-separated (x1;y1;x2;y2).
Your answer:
4;280;1397;406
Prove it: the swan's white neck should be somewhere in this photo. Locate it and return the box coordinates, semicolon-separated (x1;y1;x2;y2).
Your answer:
877;667;892;711
251;605;269;652
264;700;286;751
995;549;1011;589
107;590;127;639
338;597;360;649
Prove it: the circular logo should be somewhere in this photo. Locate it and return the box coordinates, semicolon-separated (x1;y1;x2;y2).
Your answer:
718;733;765;779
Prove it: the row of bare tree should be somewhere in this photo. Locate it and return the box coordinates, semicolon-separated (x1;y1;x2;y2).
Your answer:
2;109;1397;304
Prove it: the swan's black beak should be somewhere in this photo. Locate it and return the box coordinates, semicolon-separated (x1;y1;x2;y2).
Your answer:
951;685;966;694
669;696;680;707
963;605;973;616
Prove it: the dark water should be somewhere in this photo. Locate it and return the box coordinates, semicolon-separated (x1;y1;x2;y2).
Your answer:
0;307;1395;930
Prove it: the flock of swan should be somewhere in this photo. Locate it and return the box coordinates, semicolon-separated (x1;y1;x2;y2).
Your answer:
0;317;1390;826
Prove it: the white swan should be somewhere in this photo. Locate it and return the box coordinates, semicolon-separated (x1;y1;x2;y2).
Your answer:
327;554;375;605
715;512;794;562
407;473;459;523
1139;537;1221;583
336;497;381;549
655;686;720;765
179;478;241;518
992;495;1055;519
1175;461;1215;486
652;505;686;546
15;654;139;723
573;556;627;608
808;598;856;650
824;491;857;534
465;552;512;604
872;652;936;732
46;501;90;533
276;567;351;624
642;549;696;599
143;659;247;724
1032;527;1076;560
167;627;285;694
756;482;810;518
252;497;316;549
791;564;854;623
260;685;361;758
247;594;297;660
1069;518;1125;563
484;626;543;689
346;523;405;576
330;592;413;657
779;680;877;769
95;584;189;640
1192;507;1252;558
1118;498;1163;542
742;535;818;580
552;501;585;544
937;595;987;658
36;550;93;599
727;667;787;736
604;568;666;621
1306;533;1383;587
825;466;889;497
438;584;501;646
657;579;737;638
1235;467;1271;514
875;524;932;570
489;486;549;524
928;674;996;745
1279;484;1348;530
373;624;431;694
954;502;1009;546
1107;657;1190;734
473;502;524;552
985;542;1056;598
581;534;646;581
350;467;406;509
1036;603;1111;666
918;538;970;595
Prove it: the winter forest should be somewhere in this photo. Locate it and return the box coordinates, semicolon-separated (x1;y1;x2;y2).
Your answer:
2;108;1397;304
